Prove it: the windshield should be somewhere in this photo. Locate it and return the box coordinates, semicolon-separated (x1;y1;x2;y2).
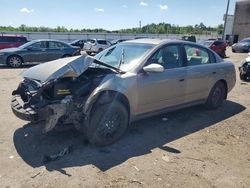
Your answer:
18;41;36;49
94;43;154;72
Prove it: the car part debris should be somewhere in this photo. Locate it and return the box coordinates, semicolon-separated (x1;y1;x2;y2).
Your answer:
43;146;71;163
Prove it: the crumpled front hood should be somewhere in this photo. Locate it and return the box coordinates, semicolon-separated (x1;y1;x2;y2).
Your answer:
22;55;95;83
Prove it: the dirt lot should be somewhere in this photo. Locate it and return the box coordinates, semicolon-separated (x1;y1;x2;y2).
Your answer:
0;49;249;188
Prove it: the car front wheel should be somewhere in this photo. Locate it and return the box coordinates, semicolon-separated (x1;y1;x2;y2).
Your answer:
87;101;128;146
7;56;23;68
206;82;226;109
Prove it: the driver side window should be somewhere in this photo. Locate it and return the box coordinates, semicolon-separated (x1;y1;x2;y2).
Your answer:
30;41;47;49
148;45;182;69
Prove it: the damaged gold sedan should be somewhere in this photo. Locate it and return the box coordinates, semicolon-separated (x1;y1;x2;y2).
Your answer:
11;39;236;146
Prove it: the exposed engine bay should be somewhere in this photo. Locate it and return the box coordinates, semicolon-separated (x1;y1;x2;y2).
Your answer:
11;55;117;133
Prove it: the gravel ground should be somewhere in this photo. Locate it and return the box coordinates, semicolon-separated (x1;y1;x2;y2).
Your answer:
0;48;249;188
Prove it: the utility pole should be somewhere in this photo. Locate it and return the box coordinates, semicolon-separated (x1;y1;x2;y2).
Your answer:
223;0;230;40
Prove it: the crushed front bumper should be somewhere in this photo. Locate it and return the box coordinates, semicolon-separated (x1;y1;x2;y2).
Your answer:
11;95;40;122
11;94;73;133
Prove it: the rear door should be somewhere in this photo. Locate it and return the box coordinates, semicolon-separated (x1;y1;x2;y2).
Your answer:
184;44;216;103
46;41;65;61
137;44;187;114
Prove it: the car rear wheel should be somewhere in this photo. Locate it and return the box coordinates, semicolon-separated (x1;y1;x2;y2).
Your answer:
7;55;23;68
205;82;226;110
86;101;128;146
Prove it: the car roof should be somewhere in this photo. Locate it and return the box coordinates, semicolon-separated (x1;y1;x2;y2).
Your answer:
123;38;166;45
123;38;198;46
31;39;67;43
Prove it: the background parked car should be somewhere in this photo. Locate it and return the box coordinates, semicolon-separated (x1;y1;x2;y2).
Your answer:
239;52;250;81
0;39;80;68
232;38;250;53
69;39;86;49
83;39;111;54
201;40;227;58
181;35;196;43
0;35;28;50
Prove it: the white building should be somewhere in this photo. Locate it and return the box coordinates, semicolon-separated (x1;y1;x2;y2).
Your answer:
223;14;234;40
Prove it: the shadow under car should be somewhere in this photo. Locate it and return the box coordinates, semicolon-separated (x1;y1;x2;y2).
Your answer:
13;100;245;173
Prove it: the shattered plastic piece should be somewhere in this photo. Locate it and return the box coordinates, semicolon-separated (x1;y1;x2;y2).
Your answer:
133;165;140;172
43;146;71;163
9;155;14;159
162;155;170;162
24;133;28;137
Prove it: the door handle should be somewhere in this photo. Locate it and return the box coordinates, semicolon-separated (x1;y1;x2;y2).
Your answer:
179;78;185;82
212;71;217;74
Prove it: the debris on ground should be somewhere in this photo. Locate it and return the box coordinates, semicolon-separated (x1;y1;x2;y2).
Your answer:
9;155;14;159
31;172;41;179
162;155;170;162
43;146;71;163
133;165;140;172
129;179;143;185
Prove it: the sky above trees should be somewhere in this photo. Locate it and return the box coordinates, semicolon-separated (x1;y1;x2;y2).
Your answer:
0;0;237;30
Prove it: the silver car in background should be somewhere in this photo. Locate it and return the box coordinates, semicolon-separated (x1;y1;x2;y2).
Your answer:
11;39;236;146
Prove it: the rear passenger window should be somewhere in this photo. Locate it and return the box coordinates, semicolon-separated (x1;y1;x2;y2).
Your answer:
184;45;210;66
49;42;65;49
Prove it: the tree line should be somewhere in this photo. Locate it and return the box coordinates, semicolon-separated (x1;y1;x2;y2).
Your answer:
0;22;224;35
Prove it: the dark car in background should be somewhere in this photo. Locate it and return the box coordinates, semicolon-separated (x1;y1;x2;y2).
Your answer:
201;40;227;58
69;39;86;49
232;38;250;53
181;35;196;43
239;53;250;81
0;35;28;50
0;39;80;68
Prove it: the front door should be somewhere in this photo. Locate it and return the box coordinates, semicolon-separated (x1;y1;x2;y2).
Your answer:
137;44;187;115
23;41;48;63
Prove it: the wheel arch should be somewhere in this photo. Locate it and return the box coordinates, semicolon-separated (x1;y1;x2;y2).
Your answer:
215;79;228;99
6;54;24;64
85;90;131;120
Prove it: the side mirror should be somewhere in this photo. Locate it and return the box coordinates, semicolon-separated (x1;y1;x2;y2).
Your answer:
143;64;164;73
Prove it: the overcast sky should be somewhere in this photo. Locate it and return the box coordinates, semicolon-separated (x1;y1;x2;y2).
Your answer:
0;0;237;30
